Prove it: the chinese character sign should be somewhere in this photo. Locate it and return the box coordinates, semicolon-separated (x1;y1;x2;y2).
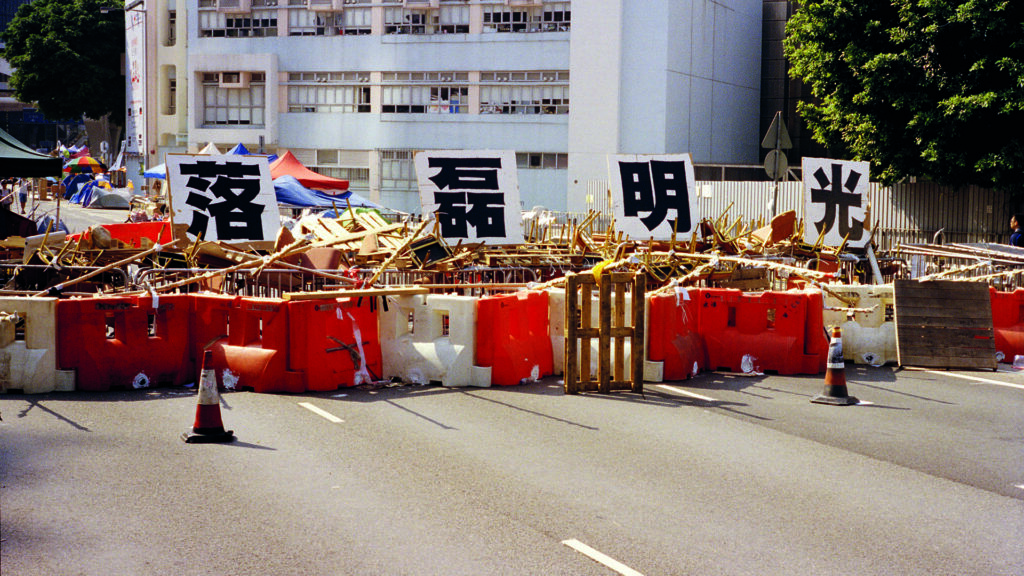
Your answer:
608;153;699;241
166;155;281;242
415;150;524;244
802;157;869;248
125;9;146;156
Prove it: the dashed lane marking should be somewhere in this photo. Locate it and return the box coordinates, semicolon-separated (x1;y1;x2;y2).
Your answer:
298;402;344;423
907;368;1024;391
562;539;645;576
655;384;718;402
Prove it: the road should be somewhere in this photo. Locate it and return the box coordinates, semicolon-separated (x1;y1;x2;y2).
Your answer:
2;366;1022;575
24;195;130;235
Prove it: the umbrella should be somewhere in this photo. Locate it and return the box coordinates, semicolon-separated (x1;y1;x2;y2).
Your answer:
63;156;107;176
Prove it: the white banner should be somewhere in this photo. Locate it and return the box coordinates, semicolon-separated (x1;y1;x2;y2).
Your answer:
167;155;280;242
802;157;869;248
608;153;699;241
125;9;146;156
414;150;524;244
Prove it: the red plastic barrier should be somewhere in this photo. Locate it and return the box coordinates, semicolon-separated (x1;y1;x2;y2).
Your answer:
56;294;191;391
990;288;1024;363
73;222;174;249
647;291;707;380
205;297;304;393
697;289;826;375
190;294;236;378
475;290;554;386
288;298;382;390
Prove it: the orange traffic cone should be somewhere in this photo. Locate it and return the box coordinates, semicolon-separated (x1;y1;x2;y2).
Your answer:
811;326;859;406
182;350;235;443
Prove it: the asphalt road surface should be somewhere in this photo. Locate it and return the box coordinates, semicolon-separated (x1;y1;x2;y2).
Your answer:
2;366;1022;575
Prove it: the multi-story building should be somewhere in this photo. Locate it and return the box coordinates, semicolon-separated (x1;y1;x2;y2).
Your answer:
132;0;762;214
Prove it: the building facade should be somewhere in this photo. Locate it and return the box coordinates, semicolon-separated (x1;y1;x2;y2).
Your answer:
134;0;762;214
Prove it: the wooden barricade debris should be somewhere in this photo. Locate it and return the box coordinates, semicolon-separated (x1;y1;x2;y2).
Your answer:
564;271;646;394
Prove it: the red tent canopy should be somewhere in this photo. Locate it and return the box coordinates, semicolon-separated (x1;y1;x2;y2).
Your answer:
270;151;349;193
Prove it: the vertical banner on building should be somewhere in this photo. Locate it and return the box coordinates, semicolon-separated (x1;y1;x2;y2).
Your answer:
166;155;281;242
125;8;146;157
607;153;699;241
802;157;869;248
414;150;524;244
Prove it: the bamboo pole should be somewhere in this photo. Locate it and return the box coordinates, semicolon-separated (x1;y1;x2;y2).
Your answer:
364;217;433;287
33;239;181;297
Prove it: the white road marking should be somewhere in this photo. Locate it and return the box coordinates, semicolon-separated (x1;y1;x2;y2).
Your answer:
907;367;1024;390
562;539;645;576
298;402;344;423
1015;484;1024;491
655;384;717;402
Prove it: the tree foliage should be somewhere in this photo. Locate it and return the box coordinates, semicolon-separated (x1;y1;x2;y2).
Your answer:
785;0;1024;195
1;0;125;127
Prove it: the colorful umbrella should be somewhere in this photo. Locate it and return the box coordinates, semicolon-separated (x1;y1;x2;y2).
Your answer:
63;156;107;176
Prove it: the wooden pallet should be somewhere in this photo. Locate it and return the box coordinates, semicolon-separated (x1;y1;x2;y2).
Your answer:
564;271;646;394
894;279;996;370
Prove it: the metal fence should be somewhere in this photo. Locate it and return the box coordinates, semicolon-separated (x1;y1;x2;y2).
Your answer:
562;180;1012;253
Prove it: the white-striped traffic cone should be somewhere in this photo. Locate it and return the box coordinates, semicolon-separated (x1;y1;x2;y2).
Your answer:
182;350;235;443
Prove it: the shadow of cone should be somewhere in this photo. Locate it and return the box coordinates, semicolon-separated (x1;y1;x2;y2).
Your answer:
182;349;235;443
811;326;859;406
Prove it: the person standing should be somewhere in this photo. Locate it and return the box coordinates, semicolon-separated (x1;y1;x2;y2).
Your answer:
1010;214;1024;247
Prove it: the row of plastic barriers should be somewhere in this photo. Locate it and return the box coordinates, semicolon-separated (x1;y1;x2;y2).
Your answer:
6;285;1023;394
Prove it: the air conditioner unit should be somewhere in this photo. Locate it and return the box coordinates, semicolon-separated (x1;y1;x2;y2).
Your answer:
505;0;541;6
404;0;439;8
308;0;345;12
217;0;252;13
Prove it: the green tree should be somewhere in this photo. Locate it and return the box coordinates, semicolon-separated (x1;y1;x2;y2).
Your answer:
785;0;1024;195
1;0;125;127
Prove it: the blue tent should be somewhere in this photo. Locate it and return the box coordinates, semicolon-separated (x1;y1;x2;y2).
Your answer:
274;175;352;207
143;163;166;179
61;174;92;199
227;143;250;155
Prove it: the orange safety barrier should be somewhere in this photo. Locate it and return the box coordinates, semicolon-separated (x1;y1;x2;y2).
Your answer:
56;294;191;391
475;290;554;386
990;288;1024;363
72;222;174;249
288;298;382;390
647;291;707;380
698;289;827;375
205;297;304;393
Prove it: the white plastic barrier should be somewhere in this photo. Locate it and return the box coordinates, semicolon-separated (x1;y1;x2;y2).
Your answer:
822;285;897;366
379;293;491;387
546;288;664;382
0;297;75;393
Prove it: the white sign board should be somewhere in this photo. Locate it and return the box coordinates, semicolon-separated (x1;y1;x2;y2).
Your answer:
415;150;524;244
802;157;869;248
608;153;699;240
125;9;146;156
166;155;280;242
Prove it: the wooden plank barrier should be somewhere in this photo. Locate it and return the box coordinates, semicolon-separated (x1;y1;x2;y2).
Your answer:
894;279;996;370
564;271;646;394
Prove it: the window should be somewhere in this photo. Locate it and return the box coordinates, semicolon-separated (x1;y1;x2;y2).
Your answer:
199;8;278;37
288;9;339;36
542;2;570;31
166;10;176;45
201;72;266;127
435;3;469;33
384;7;429;34
479;71;570;114
516;152;568;169
381;72;469;114
482;4;541;33
287;72;371;112
340;7;372;34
